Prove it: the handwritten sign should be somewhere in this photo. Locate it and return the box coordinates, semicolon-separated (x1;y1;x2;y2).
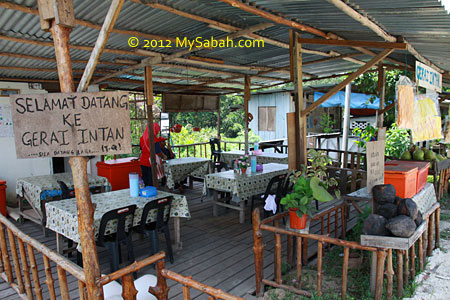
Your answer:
366;140;385;192
416;61;442;93
10;91;131;158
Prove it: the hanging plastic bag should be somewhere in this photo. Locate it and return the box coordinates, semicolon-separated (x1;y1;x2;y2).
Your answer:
411;91;443;142
395;75;415;129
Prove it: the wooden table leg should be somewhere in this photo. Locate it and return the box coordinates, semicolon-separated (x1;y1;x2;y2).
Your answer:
56;233;64;255
427;213;434;256
18;196;24;224
212;190;218;217
173;217;182;251
435;208;440;249
374;250;387;300
386;249;393;300
239;201;245;224
396;250;403;298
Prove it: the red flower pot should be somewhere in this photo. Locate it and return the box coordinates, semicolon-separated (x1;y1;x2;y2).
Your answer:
193;127;200;132
289;208;308;229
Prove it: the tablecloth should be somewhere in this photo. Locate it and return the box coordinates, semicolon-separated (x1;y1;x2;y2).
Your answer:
204;163;289;203
221;150;288;167
164;157;211;189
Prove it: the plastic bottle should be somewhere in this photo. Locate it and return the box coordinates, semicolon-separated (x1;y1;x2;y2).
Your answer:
251;155;257;173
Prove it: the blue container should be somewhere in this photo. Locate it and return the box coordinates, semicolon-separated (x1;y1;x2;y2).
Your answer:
129;172;139;197
254;142;259;150
251;155;257;173
140;186;157;197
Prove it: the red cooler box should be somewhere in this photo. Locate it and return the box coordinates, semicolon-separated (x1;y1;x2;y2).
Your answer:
386;160;430;194
97;157;141;191
0;180;6;216
384;164;418;198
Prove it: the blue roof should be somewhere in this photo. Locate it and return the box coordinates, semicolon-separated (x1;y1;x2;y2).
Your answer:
314;91;379;109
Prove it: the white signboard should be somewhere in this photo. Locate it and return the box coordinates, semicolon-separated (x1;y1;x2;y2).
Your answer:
0;104;13;137
415;61;442;93
366;140;385;192
10;91;131;158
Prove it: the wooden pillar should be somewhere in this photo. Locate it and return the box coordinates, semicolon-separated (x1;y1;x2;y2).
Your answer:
217;106;221;139
252;209;264;297
374;250;387;300
145;66;159;188
43;1;103;297
292;30;307;169
244;75;251;155
377;64;386;128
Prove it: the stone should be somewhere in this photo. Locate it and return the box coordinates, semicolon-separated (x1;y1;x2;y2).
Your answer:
372;184;396;205
376;203;398;219
397;198;418;220
415;210;423;227
363;214;389;236
386;215;417;237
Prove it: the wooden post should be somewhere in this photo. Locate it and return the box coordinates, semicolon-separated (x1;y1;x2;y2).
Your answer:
377;64;386;127
296;237;302;289
317;241;323;296
244;75;251;155
43;256;57;300
145;66;159;188
292;30;307;168
42;1;104;297
418;236;424;271
6;229;24;293
404;248;409;283
374;250;387;300
17;238;33;299
217;106;221;139
274;233;282;284
410;244;416;279
342;247;349;300
287;235;293;267
386;249;394;300
435;208;440;249
0;224;13;283
427;212;434;256
396;250;403;298
149;259;169;299
121;273;138;300
27;244;43;300
252;208;264;297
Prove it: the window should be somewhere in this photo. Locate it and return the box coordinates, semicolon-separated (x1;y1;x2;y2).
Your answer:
258;106;276;131
0;89;19;97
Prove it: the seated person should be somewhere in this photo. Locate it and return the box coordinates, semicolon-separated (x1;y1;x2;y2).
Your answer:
159;138;175;160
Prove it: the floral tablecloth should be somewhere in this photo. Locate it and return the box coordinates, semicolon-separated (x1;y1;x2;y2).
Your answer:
164;157;212;189
221;150;288;167
204;163;289;203
45;189;190;247
16;173;111;210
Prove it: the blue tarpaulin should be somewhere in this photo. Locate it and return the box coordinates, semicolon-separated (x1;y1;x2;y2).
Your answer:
314;91;379;109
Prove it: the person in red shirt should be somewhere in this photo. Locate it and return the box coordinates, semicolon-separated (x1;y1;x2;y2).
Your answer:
139;123;167;186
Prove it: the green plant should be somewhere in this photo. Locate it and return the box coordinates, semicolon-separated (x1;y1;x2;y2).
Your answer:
352;124;378;149
238;155;249;169
307;149;339;197
280;172;334;217
319;113;336;134
384;124;411;158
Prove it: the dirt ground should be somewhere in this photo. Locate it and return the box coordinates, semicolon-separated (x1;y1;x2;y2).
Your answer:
404;215;450;300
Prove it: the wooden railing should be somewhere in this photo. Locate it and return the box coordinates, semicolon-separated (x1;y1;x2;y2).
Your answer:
252;202;441;300
171;141;245;159
0;213;87;300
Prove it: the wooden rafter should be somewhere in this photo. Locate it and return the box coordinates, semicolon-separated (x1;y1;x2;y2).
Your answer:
77;0;124;92
297;38;407;50
302;48;395;116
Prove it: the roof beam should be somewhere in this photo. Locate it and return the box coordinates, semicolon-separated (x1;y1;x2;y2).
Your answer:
92;22;276;84
302;48;394;116
297;37;407;50
77;0;124;92
326;0;445;73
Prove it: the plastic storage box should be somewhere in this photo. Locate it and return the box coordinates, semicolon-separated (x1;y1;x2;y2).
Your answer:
97;157;142;191
0;180;6;216
384;164;418;198
386;160;430;194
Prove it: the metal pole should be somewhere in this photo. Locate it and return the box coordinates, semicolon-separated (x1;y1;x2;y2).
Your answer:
342;83;351;167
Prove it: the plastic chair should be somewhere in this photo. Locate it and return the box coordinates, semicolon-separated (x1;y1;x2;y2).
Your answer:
209;138;223;163
136;197;174;264
96;205;137;273
251;173;288;219
57;180;75;199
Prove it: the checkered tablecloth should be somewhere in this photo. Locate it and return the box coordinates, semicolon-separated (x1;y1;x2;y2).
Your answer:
164;157;212;189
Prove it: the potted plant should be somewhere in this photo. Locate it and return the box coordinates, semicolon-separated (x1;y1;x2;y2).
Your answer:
281;172;334;229
239;155;249;174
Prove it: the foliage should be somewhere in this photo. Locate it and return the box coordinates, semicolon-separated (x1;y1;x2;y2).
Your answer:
384;124;411;158
352;124;378;149
306;149;339;197
280;171;333;217
319;113;336;133
238;155;250;169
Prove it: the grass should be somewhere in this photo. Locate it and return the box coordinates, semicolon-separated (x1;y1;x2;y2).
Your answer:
440;228;450;240
439;193;450;210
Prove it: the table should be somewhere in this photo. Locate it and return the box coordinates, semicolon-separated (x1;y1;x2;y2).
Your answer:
204;163;289;223
16;172;111;231
164;157;212;189
221;150;288;167
45;189;190;253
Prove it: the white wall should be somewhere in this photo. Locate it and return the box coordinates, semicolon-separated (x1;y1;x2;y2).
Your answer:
0;82;51;205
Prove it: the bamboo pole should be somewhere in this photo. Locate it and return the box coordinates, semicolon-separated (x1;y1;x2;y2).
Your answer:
183;285;190;300
0;223;13;283
374;250;387;300
296;237;302;289
317;241;323;296
17;238;33;299
27;244;43;300
410;244;416;279
396;250;404;297
149;259;170;300
287;235;293;267
6;228;24;293
43;256;57;300
57;266;70;300
341;247;349;300
244;75;250;155
122;273;138;300
418;236;424;271
386;249;394;300
428;212;434;256
78;281;87;300
404;249;409;283
435;208;440;249
252;208;264;297
275;233;282;284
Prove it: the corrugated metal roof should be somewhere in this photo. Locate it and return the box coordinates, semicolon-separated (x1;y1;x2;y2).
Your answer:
0;0;449;92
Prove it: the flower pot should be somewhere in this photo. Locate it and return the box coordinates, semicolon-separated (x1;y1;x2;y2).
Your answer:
193;127;200;132
289;208;308;229
240;167;247;174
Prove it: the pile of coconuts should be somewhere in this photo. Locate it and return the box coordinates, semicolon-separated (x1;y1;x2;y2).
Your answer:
362;184;423;238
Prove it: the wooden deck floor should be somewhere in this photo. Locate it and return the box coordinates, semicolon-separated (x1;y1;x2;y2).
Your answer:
0;182;363;299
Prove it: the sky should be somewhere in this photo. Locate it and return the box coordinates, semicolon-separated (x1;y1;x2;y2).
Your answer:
442;0;450;13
